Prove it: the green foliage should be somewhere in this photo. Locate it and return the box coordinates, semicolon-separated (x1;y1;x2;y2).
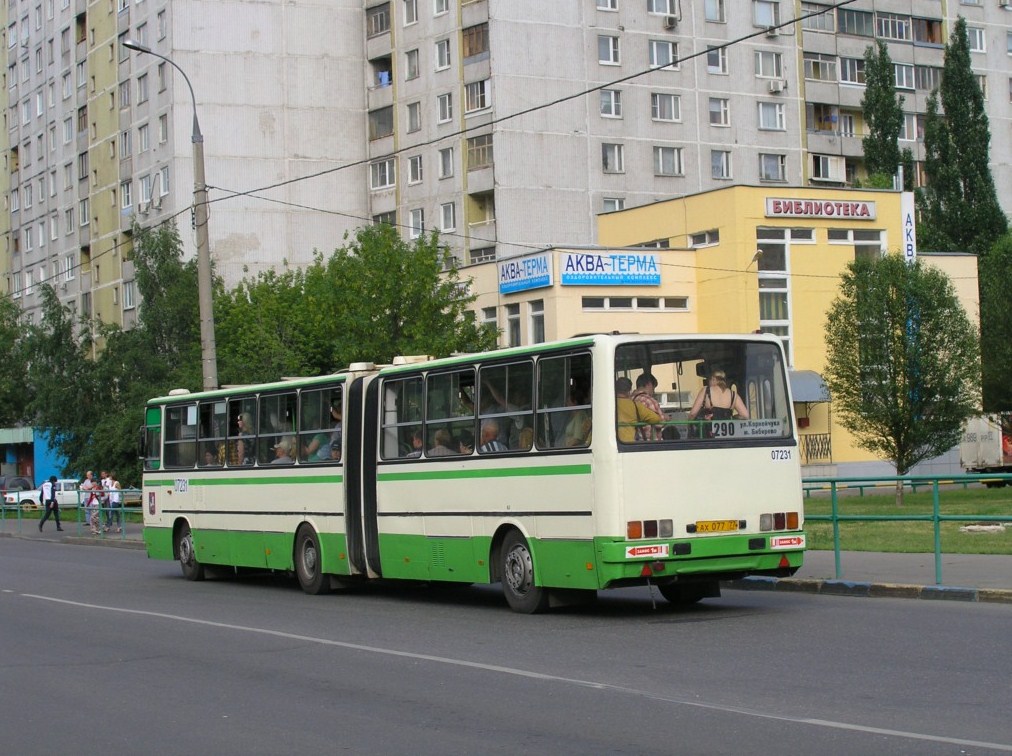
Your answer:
918;18;1008;255
0;296;30;426
860;40;903;179
823;255;980;476
216;224;497;383
979;233;1012;411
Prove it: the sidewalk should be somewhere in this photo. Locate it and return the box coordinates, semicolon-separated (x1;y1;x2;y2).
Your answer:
4;513;1011;603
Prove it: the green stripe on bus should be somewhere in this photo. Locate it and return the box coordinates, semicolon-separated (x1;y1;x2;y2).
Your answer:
145;475;343;486
377;464;591;482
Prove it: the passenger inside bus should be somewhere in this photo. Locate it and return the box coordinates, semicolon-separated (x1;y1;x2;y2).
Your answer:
615;377;663;443
688;368;750;422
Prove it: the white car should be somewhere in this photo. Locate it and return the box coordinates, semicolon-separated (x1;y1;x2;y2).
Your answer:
5;479;81;509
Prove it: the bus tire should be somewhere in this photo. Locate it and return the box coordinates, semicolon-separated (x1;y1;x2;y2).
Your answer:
176;522;205;582
295;527;331;595
658;581;720;606
500;530;549;614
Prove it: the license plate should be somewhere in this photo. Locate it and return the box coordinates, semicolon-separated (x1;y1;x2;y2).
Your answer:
695;520;739;533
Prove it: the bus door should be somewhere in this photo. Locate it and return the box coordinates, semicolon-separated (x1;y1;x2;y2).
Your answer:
344;375;383;578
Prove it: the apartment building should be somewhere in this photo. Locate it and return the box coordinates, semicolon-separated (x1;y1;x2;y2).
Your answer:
3;0;1009;334
3;0;367;333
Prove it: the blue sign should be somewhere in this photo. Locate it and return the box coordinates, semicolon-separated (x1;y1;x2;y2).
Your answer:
499;253;553;294
559;252;660;286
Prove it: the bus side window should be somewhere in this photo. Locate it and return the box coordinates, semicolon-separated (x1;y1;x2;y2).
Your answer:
536;353;592;449
381;377;423;459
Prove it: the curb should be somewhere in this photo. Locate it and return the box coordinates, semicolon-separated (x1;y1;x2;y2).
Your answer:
725;576;1012;604
0;531;146;551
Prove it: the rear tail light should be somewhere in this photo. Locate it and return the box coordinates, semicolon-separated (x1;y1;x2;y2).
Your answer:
759;511;800;532
627;521;642;539
626;519;674;540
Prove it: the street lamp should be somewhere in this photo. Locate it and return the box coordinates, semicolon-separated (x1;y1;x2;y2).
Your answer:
123;39;218;391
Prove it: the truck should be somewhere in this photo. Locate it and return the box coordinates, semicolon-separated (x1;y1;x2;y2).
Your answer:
960;414;1012;486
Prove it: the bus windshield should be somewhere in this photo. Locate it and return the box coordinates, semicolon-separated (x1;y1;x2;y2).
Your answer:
614;339;792;445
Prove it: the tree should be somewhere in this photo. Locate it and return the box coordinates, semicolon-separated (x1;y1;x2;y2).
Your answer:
823;255;979;502
861;40;903;183
979;233;1012;411
215;224;497;384
0;296;30;426
919;17;1007;256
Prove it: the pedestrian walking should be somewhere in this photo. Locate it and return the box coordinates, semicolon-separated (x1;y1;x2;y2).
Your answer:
80;470;101;535
37;476;63;532
100;470;112;531
106;472;123;533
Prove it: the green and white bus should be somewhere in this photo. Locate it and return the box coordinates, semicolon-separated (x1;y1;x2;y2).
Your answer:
141;333;804;613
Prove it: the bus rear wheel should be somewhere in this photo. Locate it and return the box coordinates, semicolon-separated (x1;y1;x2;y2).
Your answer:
295;527;331;595
658;581;720;606
501;531;548;614
176;523;205;581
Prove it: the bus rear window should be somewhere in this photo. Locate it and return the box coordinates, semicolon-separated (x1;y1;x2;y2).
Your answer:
615;340;792;445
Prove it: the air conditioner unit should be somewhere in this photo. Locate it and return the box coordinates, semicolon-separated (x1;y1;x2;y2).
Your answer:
1000;0;1010;7
138;201;150;214
663;15;678;29
768;79;785;94
152;195;162;209
766;26;779;37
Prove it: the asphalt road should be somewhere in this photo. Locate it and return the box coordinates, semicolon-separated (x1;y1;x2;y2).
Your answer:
2;539;1011;755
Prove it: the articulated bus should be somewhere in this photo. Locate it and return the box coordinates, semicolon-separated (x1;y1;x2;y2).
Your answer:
141;333;805;613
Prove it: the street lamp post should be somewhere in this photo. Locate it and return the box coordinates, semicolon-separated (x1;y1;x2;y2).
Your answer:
123;39;218;391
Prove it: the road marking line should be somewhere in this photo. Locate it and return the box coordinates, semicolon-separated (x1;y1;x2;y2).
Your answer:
21;592;1012;752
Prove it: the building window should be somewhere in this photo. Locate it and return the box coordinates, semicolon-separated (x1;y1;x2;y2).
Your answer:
481;306;497;337
79;197;89;226
602;143;625;173
912;18;943;45
123;280;135;309
828;227;885;261
435;0;450;14
409;208;425;239
529;300;545;344
373;211;396;226
837;8;873;36
759;153;786;181
366;4;390;37
755;50;783;78
370;158;396;189
705;0;725;22
708;97;730;126
368;106;394;140
603;197;625;212
408;155;423;184
467;134;493;169
707;46;727;74
894;63;915;90
407;101;421;132
653;146;684;176
403;0;417;25
598;35;620;65
803;52;837;82
600;89;622;118
435;38;451;69
876;13;911;42
840;58;865;85
462;23;489;59
159;114;168;143
440;202;456;231
405;49;419;80
810;153;845;182
651;92;680;121
158;166;169;195
915;65;941;92
139;123;150;151
758;101;785;130
967;26;985;53
464;80;490;112
438;147;454;178
801;2;834;31
137;73;148;103
711;150;731;179
437;92;452;123
648;0;678;12
597;0;618;8
649;40;677;69
121;180;132;208
753;0;780;27
506;304;520;347
756;228;792;364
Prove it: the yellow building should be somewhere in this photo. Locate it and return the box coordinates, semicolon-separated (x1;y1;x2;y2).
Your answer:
463;185;978;475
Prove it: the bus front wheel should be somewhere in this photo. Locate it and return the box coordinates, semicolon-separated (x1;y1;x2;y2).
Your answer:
500;531;549;614
176;523;205;581
295;527;331;595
